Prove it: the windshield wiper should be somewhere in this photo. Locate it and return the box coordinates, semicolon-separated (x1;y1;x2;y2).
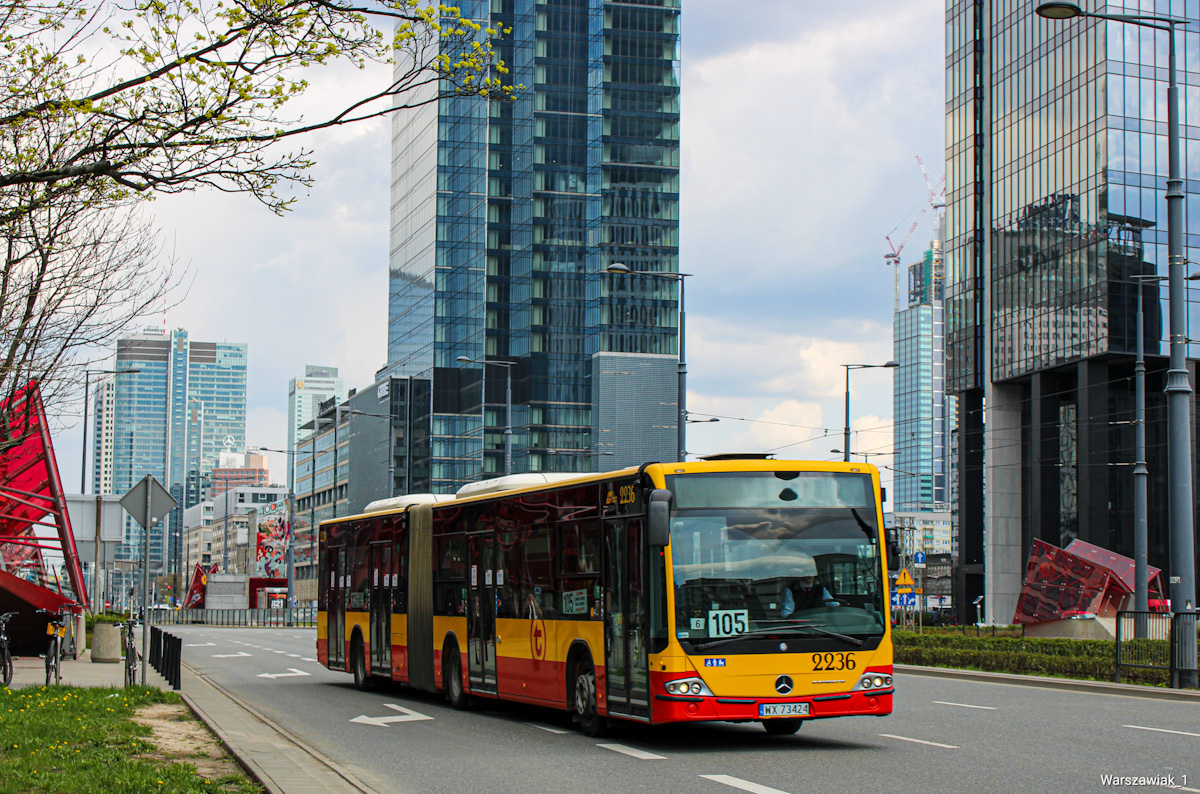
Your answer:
692;622;865;651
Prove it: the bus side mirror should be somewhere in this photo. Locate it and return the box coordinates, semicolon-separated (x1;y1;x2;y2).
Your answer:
886;528;899;571
648;489;671;547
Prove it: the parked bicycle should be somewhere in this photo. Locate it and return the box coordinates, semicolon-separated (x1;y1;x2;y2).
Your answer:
120;618;139;688
40;608;70;686
0;611;16;688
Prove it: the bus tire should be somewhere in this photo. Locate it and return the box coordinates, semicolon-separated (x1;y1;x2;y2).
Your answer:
573;656;604;737
444;647;470;710
352;636;372;691
763;719;802;736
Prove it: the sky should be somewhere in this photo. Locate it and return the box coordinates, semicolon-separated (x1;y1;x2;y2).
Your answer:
50;0;945;503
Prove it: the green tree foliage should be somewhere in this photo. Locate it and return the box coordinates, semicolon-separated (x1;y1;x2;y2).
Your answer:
0;0;519;445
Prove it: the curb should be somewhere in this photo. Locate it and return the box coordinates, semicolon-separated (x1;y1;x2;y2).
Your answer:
897;663;1200;701
180;661;381;794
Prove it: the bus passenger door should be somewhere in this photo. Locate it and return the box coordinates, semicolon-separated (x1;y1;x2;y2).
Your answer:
369;542;392;675
604;518;650;719
466;533;497;693
328;548;346;668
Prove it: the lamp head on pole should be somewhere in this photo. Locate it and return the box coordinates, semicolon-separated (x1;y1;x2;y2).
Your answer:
1035;2;1083;19
606;262;631;275
883;360;899;368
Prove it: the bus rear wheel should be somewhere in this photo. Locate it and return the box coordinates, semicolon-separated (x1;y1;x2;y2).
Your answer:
352;638;372;691
574;658;604;737
444;649;469;710
763;718;802;736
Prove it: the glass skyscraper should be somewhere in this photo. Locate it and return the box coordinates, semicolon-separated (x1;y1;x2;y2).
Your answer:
387;0;681;490
95;328;248;582
893;230;955;512
944;0;1200;622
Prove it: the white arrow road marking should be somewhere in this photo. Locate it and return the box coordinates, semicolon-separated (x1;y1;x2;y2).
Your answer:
257;668;311;679
700;775;791;794
212;652;252;658
185;642;216;647
349;704;434;727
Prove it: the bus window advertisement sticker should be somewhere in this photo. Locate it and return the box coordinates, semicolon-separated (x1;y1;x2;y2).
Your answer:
485;569;493;586
471;566;477;586
708;609;748;638
562;588;588;615
497;570;504;586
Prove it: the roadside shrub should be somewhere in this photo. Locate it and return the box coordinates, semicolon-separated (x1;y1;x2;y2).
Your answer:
892;630;1172;687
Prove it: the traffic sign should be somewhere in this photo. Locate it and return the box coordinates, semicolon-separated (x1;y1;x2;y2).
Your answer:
914;551;926;569
895;568;915;587
120;475;176;529
891;592;917;608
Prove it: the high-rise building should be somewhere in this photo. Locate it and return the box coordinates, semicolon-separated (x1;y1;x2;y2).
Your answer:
944;2;1200;623
893;228;955;512
93;328;248;582
286;366;343;491
386;0;681;491
208;451;270;500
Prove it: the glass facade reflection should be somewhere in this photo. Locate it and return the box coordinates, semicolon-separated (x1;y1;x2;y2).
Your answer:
387;0;681;491
893;236;955;511
947;0;1200;604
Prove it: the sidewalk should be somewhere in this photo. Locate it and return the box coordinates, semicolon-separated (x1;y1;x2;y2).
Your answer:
180;662;378;794
8;646;169;689
7;645;375;794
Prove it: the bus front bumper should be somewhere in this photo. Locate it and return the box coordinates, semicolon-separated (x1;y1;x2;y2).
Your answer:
650;688;893;724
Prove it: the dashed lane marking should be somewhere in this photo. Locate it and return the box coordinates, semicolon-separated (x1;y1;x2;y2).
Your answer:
700;775;790;794
525;722;568;734
932;701;997;710
878;734;959;749
597;744;665;760
1124;725;1200;739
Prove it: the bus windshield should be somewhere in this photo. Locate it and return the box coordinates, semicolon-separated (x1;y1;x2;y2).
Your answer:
668;472;886;648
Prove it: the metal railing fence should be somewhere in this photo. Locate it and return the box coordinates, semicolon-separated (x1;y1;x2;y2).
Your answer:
147;607;316;628
1115;610;1199;688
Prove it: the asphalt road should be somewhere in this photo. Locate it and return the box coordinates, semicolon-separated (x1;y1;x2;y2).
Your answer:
174;625;1200;794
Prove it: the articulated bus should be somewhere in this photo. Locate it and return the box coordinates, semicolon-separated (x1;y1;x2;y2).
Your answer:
317;457;895;735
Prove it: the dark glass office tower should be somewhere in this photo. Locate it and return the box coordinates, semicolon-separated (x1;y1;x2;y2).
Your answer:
387;0;681;491
945;0;1200;623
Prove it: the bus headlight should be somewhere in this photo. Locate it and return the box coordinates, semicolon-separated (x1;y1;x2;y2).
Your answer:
872;677;884;688
664;677;713;697
853;674;893;692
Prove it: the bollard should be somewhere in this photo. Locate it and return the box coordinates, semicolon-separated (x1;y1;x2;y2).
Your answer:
91;622;121;664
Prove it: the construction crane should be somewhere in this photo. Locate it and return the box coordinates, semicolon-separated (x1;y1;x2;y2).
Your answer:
884;158;946;312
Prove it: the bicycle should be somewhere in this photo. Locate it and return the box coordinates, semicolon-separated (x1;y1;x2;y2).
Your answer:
40;608;69;686
0;611;16;688
120;618;139;688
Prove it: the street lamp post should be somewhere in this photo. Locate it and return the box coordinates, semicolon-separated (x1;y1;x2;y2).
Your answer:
842;362;899;461
606;263;691;462
1037;0;1197;686
457;356;515;475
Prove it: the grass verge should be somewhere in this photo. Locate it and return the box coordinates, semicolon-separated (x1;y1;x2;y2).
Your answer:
0;685;261;793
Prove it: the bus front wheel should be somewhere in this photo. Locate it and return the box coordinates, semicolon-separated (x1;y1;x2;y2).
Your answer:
763;719;802;736
574;657;604;737
445;649;470;710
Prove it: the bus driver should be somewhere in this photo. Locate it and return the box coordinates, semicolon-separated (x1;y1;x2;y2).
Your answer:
781;557;838;617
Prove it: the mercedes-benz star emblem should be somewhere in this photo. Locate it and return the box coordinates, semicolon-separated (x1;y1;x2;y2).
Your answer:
775;675;794;695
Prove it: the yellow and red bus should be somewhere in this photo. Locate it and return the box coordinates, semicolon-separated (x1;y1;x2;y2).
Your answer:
317;457;895;735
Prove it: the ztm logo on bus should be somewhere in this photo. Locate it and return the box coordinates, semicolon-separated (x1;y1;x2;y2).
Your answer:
531;619;547;660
